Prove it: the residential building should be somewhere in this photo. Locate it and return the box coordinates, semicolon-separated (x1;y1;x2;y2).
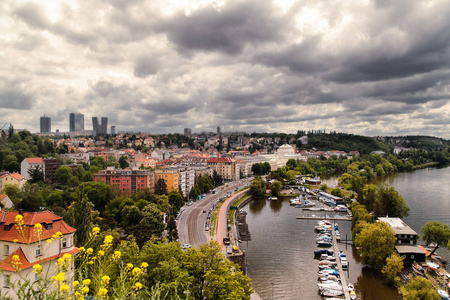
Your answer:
111;126;116;135
40;116;51;133
154;169;180;193
43;159;60;183
207;157;238;181
94;167;155;196
59;153;90;165
0;210;78;300
92;117;108;136
69;113;84;132
177;167;195;197
20;158;45;180
0;195;13;209
0;173;27;192
217;125;221;135
184;128;191;136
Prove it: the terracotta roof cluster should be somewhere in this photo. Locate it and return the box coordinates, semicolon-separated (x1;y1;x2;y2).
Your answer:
0;173;26;181
0;211;77;244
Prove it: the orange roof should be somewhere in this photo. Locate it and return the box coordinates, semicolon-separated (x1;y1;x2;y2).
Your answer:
0;211;77;244
9;173;26;181
25;158;44;164
0;247;79;272
207;157;235;163
0;194;7;201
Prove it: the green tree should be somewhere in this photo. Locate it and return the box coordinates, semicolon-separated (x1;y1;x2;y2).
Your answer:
400;276;440;300
421;221;450;256
16;183;44;212
319;183;328;191
129;204;165;247
28;166;44;183
249;177;266;197
382;253;404;285
119;156;129;169
183;241;253;300
354;221;397;270
189;186;200;200
374;186;410;218
330;188;342;197
77;181;114;214
270;180;282;197
64;194;99;246
155;178;168;195
54;166;74;185
166;216;179;242
168;190;185;214
2;184;20;203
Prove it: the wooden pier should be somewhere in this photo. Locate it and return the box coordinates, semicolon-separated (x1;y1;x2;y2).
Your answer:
332;229;351;300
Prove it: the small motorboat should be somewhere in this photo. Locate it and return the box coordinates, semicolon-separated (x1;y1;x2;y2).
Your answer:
437;289;449;299
426;261;439;271
347;283;354;292
314;249;334;257
413;261;425;276
350;290;357;300
321;289;344;297
317;240;332;247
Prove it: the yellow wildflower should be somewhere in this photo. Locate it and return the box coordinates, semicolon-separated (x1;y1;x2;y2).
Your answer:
47;239;52;244
60;284;69;292
98;288;108;297
12;255;20;262
86;248;94;255
132;267;142;277
79;247;85;252
14;215;23;223
13;239;18;243
63;253;71;261
82;279;91;286
53;272;64;282
92;226;100;235
81;287;89;294
34;223;42;230
133;282;143;290
126;263;133;270
103;235;113;244
33;264;42;274
73;280;79;287
113;251;121;260
102;275;110;284
140;262;148;269
98;250;105;256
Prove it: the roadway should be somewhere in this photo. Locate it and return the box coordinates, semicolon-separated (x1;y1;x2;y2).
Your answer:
177;177;252;248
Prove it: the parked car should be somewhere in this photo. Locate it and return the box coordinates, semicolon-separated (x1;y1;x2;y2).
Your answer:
182;244;191;250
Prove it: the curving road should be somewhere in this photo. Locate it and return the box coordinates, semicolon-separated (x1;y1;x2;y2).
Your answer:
177;178;252;248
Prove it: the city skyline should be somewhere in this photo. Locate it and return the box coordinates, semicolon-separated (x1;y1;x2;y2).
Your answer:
1;0;449;138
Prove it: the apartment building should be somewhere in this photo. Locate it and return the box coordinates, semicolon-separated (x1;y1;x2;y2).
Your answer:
207;157;238;181
154;169;180;193
94;167;155;196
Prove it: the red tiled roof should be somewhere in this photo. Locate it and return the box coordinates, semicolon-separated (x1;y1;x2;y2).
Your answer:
207;157;235;163
0;247;79;272
0;194;7;201
9;173;26;181
25;158;44;164
0;211;77;243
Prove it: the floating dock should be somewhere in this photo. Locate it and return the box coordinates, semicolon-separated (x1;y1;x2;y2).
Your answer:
297;216;352;221
332;229;351;300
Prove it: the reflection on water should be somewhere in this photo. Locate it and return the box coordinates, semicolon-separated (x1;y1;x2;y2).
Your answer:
241;167;449;300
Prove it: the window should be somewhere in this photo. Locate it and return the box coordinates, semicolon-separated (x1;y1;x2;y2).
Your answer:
4;245;9;256
62;238;67;248
35;272;39;281
4;274;10;288
36;244;41;256
411;255;414;259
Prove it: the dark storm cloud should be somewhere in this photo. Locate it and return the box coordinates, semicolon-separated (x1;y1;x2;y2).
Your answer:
0;80;33;110
133;56;160;78
158;0;286;55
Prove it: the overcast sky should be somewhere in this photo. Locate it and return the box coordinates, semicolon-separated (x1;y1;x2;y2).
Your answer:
1;0;449;138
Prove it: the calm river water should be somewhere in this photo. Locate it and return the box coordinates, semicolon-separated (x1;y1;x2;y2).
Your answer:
240;167;450;300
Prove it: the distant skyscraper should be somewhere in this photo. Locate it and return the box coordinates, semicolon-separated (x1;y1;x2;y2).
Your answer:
92;117;108;136
217;125;222;135
40;115;51;133
69;113;84;132
184;128;191;136
111;125;116;135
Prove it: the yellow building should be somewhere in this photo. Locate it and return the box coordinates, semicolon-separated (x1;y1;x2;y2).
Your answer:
207;157;238;181
154;169;180;193
0;173;27;192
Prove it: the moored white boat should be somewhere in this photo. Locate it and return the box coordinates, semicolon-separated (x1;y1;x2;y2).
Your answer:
438;289;449;299
426;261;439;271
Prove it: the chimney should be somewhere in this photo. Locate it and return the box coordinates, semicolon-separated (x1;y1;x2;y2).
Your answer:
19;209;24;216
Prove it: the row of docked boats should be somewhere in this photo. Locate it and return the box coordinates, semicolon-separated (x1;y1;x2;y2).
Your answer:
314;220;355;299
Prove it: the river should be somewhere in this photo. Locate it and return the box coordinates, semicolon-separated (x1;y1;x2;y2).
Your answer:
240;166;450;300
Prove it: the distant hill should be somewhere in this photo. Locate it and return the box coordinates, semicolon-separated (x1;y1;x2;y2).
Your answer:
297;132;393;155
376;135;450;150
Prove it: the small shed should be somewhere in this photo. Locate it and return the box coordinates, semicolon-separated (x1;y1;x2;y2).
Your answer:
395;245;426;268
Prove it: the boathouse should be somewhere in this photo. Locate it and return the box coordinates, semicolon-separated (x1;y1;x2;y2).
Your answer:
378;217;426;267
